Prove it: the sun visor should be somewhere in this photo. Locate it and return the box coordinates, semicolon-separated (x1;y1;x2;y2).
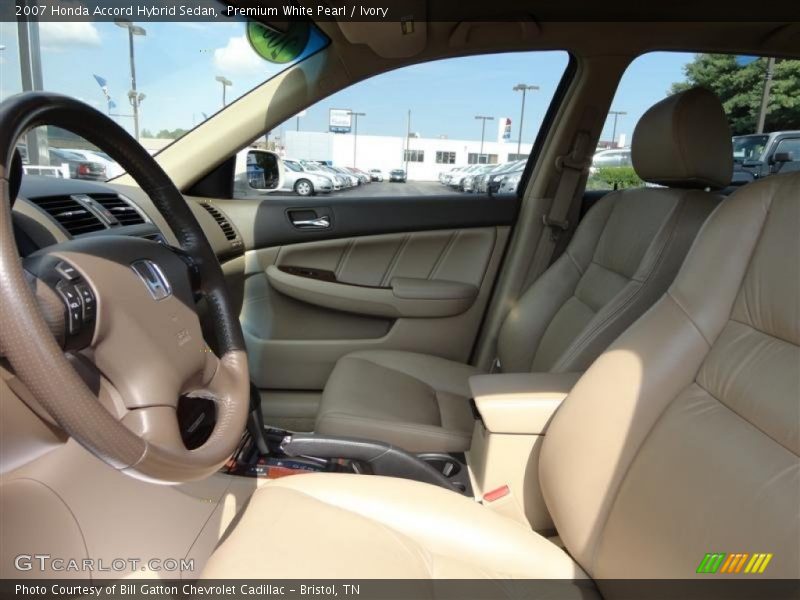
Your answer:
337;4;428;58
449;20;541;49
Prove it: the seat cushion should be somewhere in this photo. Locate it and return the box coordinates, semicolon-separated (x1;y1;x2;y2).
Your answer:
316;350;482;452
202;473;593;582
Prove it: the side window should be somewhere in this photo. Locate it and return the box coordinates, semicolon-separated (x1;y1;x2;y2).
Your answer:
262;51;569;197
590;52;800;192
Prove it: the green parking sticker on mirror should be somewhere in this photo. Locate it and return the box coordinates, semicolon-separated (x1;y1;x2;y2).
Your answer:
247;21;310;64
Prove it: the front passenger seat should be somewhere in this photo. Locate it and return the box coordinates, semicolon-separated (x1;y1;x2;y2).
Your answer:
205;171;799;580
316;87;731;452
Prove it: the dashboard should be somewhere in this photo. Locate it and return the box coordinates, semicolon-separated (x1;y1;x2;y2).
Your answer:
13;175;245;261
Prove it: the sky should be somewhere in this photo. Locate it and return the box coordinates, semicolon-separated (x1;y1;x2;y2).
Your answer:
0;14;694;145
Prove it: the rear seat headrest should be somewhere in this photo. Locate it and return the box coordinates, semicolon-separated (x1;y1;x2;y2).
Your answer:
632;87;733;190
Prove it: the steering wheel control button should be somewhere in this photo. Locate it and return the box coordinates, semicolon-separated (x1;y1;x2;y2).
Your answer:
55;261;79;281
56;281;83;335
74;282;96;319
131;259;172;300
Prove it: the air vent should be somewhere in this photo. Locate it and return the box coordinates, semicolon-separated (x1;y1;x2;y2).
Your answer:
199;202;239;243
29;195;105;236
89;193;146;226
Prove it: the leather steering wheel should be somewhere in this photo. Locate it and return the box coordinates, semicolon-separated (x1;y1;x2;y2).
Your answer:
0;92;250;483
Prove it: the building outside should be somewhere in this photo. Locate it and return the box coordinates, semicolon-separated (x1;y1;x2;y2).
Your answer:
281;130;533;181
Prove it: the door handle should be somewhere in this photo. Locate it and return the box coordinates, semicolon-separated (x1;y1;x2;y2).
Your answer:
291;216;330;229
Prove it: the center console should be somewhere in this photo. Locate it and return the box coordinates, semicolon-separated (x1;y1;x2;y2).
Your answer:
226;427;471;493
466;371;581;530
224;372;581;519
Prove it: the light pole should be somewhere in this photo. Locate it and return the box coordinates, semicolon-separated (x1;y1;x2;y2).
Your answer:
475;115;494;163
756;57;776;134
115;20;146;140
215;75;232;107
405;109;411;174
513;83;539;157
349;111;366;168
608;110;627;148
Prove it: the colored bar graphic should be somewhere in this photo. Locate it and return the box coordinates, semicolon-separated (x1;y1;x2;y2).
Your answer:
702;552;774;575
697;553;727;573
734;553;750;573
719;554;736;573
720;553;750;573
758;553;773;573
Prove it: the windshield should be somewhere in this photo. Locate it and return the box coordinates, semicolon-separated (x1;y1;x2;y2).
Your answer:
732;135;770;162
1;8;328;179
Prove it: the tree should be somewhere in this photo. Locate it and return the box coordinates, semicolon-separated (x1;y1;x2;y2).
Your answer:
670;54;800;135
140;127;189;140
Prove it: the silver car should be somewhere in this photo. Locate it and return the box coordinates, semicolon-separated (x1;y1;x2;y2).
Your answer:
300;161;347;190
282;158;334;196
497;169;524;194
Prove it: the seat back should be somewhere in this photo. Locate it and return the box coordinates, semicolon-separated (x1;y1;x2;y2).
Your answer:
497;88;731;374
539;171;799;582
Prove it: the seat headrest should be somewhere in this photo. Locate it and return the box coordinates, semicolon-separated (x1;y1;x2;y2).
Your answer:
632;87;733;190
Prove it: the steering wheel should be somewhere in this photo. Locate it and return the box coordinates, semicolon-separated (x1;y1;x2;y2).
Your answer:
0;93;250;483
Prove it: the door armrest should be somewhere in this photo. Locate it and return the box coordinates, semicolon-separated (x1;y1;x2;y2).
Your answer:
266;265;477;318
469;372;582;434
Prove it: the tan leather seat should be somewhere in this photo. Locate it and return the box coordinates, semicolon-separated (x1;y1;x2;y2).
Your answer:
316;88;727;452
205;170;799;581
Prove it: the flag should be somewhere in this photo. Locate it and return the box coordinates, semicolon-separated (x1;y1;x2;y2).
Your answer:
498;117;512;142
93;74;115;112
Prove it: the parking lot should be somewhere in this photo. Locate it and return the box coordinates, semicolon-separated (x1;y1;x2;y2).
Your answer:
271;180;463;198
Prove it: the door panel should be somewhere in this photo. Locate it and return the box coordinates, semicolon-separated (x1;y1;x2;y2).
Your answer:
239;226;509;390
213;193;518;248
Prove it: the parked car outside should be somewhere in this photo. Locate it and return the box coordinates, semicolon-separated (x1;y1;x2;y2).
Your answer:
48;148;106;181
590;147;632;173
316;164;349;187
347;167;371;184
464;164;496;192
732;131;800;181
368;168;384;182
65;148;124;179
474;162;507;194
282;158;334;196
497;168;524;194
439;166;464;184
449;164;482;188
300;161;345;190
486;160;526;194
337;167;360;187
389;169;406;182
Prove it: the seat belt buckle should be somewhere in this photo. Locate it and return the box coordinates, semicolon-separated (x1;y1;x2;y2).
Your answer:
542;214;570;242
542;214;569;231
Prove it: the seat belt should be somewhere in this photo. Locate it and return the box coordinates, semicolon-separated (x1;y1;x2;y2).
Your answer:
523;128;592;291
489;129;592;375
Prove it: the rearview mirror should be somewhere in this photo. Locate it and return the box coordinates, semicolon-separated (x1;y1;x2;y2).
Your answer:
234;149;284;196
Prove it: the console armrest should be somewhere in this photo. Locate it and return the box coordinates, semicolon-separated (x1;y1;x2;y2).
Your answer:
469;372;582;434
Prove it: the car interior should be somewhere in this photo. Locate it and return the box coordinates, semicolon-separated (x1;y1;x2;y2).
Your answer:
0;5;798;592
